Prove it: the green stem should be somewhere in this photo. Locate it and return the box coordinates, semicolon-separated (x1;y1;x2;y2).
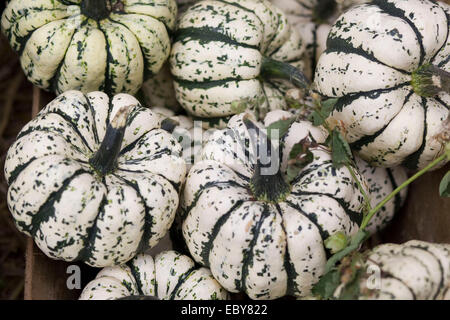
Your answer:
89;106;131;176
260;57;310;90
243;118;291;203
81;0;110;20
345;163;372;213
325;147;449;273
360;151;449;229
411;63;450;97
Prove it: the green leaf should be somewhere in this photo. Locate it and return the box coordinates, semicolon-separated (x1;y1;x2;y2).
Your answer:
324;232;349;254
308;98;338;126
330;129;352;168
266;117;296;140
321;98;339;116
439;170;450;197
311;268;340;299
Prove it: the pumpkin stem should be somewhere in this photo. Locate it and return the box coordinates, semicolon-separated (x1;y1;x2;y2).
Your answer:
243;117;290;203
89;105;132;176
260;57;310;91
411;63;450;98
81;0;111;20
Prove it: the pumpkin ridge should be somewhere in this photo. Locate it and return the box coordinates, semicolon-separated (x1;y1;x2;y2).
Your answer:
401;97;428;169
83;93;100;145
290;191;363;227
239;203;273;294
126;260;146;296
117;168;181;193
118;129;164;156
112;174;155;253
371;0;426;65
284;200;330;242
168;266;197;300
6;156;37;186
199;200;245;267
8;8;73;55
332;82;410;113
29;169;89;237
97;22;114;95
349;90;415;151
106;17;156;80
75;193;108;263
174;77;245;90
289;160;333;186
50;17;89;94
325;36;411;75
430;8;449;65
182;180;248;219
407;244;445;300
173;26;260;51
398;247;439;298
275;204;299;296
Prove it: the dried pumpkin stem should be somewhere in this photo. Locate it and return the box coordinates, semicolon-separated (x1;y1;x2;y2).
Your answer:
243;117;291;203
89;105;132;176
81;0;111;20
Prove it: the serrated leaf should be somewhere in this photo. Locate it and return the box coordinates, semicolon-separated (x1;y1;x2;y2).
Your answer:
439;171;450;197
266;117;295;140
309;110;325;126
311;268;341;299
324;232;349;254
321;98;339;116
330;129;352;168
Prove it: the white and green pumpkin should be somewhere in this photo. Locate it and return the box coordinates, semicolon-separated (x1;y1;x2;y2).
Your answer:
270;0;369;79
264;110;409;235
79;250;229;300
1;0;177;95
333;240;450;300
170;0;309;120
181;112;369;299
314;0;450;170
4;90;186;267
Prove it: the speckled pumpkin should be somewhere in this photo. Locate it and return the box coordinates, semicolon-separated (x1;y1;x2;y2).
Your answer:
333;240;450;300
265;109;409;235
314;0;450;170
4;90;186;267
181;113;368;299
79;250;229;300
1;0;177;95
270;0;369;79
170;0;309;120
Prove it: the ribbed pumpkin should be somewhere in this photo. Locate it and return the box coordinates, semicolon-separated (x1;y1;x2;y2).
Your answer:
333;240;450;300
79;250;229;300
170;0;309;120
1;0;177;95
181;113;368;299
270;0;369;79
314;0;450;170
4;90;186;267
264;109;409;235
